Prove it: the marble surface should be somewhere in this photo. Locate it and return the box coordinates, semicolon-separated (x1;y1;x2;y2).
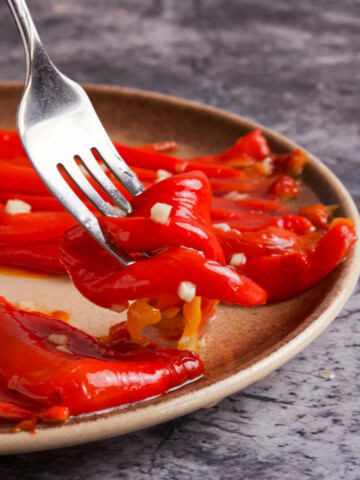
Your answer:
0;0;360;478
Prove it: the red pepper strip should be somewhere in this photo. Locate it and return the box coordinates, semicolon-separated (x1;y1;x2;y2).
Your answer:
116;171;223;261
209;177;270;193
216;227;320;259
193;130;271;165
239;219;357;302
0;157;30;167
0;211;76;243
273;149;309;176
0;163;49;194
214;194;285;212
0;386;39;421
211;195;288;227
0;297;204;416
0;400;35;422
130;172;213;225
0;130;27;160
101;217;224;263
108;321;146;349
138;141;179;154
218;214;315;234
211;206;274;224
0;242;65;274
114;143;244;179
268;215;315;234
0;192;65;211
268;175;299;199
0;192;98;212
219;217;275;233
60;227;267;308
0;160;133;205
298;205;329;230
220;130;271;162
131;166;158;183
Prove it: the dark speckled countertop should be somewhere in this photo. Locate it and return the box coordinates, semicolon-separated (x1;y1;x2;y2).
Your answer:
0;1;359;478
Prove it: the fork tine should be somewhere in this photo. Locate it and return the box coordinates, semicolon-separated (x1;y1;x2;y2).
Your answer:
61;159;119;217
95;143;145;197
77;152;132;214
38;166;135;266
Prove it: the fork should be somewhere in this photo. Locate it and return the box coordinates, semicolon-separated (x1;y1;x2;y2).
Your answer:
6;0;145;266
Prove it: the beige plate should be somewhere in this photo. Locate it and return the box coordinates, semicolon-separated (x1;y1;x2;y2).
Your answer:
0;83;359;454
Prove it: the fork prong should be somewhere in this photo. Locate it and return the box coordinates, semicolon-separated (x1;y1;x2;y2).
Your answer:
95;143;145;197
77;151;132;214
38;166;135;267
61;159;118;217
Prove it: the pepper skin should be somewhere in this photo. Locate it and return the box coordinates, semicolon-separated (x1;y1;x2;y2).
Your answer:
61;172;266;308
268;215;315;234
0;163;49;195
193;130;271;165
0;130;27;161
238;219;357;302
0;298;204;418
114;143;244;179
0;192;65;212
0;210;75;273
298;204;329;230
268;175;299;199
101;171;224;262
60;228;267;308
216;226;320;260
101;217;223;262
0;211;76;244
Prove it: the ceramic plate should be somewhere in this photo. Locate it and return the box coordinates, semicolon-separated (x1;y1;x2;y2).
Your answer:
0;83;359;454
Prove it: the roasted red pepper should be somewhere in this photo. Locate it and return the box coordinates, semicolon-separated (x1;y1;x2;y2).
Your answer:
60;173;266;309
273;149;309;176
238;219;357;302
220;130;271;162
268;214;315;234
138;141;178;154
217;226;320;259
0;130;27;161
0;211;76;243
0;387;39;422
0;210;75;273
193;130;271;165
0;128;357;429
0;298;204;420
101;216;222;261
0;192;65;212
298;204;329;230
0;242;65;274
101;172;224;262
212;194;284;213
209;177;270;194
268;175;299;199
0;162;49;195
61;228;267;308
114;142;245;179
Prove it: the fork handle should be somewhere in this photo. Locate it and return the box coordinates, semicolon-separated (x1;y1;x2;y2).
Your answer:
6;0;52;85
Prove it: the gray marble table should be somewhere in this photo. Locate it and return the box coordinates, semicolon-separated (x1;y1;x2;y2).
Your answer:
0;1;359;478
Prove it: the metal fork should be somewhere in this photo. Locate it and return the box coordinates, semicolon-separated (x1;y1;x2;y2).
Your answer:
6;0;145;266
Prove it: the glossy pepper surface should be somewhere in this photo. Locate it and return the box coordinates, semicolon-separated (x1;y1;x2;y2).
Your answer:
0;297;204;420
60;172;267;309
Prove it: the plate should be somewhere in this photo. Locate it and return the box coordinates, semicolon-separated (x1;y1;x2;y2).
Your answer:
0;82;359;454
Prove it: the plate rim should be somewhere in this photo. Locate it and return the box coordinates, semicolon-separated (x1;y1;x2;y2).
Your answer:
0;82;359;454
